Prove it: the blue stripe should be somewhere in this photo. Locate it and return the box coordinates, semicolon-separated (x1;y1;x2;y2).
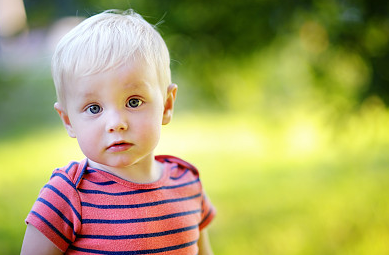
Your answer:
37;197;76;235
78;224;198;240
65;162;79;174
30;211;72;245
85;179;116;186
51;172;77;189
163;178;199;189
79;187;154;196
81;193;201;209
75;162;88;186
85;169;97;174
78;178;200;196
163;158;172;163
170;168;190;180
69;239;197;254
199;208;213;227
50;169;60;179
44;184;81;221
83;209;200;224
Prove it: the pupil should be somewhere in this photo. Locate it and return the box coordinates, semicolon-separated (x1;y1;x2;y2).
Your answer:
129;99;139;107
90;105;99;113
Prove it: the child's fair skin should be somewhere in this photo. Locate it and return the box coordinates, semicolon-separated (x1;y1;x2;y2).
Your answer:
21;58;214;254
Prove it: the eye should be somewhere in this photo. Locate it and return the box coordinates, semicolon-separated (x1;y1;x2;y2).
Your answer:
87;104;102;114
127;98;143;108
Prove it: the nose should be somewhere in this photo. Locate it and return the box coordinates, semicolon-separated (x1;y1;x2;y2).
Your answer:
105;110;128;133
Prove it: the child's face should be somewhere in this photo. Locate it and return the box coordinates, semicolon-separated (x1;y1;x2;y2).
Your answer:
55;59;176;172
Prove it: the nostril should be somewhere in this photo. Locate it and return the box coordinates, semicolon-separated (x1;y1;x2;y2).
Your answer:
107;122;128;132
105;111;128;132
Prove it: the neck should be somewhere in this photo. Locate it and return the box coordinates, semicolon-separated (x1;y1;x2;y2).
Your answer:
88;156;163;184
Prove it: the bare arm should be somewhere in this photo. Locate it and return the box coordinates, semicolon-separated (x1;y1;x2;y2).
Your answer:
198;229;214;255
21;224;63;255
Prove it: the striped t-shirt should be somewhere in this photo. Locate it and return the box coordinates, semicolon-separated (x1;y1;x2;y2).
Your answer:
26;155;215;254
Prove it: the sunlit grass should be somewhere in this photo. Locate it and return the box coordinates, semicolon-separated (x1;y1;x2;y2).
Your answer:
1;109;389;255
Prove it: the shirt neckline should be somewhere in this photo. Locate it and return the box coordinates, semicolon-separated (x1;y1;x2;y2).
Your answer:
86;159;171;190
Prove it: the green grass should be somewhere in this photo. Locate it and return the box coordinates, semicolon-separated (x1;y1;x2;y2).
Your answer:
1;110;389;255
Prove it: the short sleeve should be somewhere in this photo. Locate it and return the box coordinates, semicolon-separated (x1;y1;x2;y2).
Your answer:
25;169;82;252
157;155;216;230
199;191;216;230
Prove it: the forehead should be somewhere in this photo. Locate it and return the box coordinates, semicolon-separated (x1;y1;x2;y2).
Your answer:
65;60;163;99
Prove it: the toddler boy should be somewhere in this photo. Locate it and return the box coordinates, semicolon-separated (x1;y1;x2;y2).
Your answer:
21;10;215;255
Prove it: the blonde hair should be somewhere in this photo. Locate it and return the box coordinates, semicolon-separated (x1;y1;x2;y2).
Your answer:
51;9;171;106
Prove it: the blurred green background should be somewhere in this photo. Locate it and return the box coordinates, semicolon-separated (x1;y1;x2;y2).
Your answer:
1;0;389;254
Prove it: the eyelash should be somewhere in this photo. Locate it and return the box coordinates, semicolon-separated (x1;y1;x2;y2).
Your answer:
85;98;143;115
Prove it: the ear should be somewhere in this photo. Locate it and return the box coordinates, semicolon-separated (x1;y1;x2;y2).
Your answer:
162;84;178;125
54;102;76;138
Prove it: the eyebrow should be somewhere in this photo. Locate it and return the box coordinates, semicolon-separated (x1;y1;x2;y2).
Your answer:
123;80;156;96
76;81;153;101
124;79;153;90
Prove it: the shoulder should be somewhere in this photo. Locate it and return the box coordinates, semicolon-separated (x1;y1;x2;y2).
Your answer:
50;159;88;189
26;161;85;251
155;155;199;176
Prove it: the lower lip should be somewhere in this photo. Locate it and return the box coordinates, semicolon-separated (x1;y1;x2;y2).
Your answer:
107;143;133;152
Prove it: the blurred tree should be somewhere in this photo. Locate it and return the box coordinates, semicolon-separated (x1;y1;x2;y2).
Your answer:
21;0;389;108
23;0;81;27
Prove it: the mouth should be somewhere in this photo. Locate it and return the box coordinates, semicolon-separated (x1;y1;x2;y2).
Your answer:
107;141;133;152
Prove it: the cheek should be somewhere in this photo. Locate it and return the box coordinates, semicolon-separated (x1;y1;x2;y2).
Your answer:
74;126;101;156
135;111;163;144
138;119;161;141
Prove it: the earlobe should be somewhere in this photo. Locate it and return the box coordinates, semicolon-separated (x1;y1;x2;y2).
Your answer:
162;84;178;125
54;102;76;138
